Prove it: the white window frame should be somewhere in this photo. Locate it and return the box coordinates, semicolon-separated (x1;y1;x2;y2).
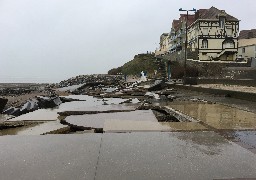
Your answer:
203;28;208;36
219;17;225;29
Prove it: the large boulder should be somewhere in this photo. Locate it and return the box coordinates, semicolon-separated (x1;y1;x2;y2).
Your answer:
19;99;39;114
3;107;21;116
148;80;166;91
37;96;62;108
0;98;8;113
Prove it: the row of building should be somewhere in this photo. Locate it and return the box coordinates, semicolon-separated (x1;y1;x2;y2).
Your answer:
155;6;256;62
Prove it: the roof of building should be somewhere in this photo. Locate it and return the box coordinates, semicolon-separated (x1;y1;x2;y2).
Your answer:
171;14;195;32
179;14;195;26
239;29;256;39
170;6;238;32
161;33;169;36
195;6;238;21
172;20;180;31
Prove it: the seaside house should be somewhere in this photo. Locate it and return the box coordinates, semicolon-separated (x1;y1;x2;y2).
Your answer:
237;29;256;60
166;6;239;62
187;7;239;61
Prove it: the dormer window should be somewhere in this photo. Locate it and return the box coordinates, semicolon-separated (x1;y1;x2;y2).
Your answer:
219;16;225;29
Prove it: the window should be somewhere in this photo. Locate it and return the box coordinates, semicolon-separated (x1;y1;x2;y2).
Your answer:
223;39;235;49
202;39;208;48
219;17;225;29
203;28;208;36
226;28;232;37
242;48;245;53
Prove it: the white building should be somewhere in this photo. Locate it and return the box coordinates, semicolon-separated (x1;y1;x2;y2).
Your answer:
238;29;256;60
187;7;239;61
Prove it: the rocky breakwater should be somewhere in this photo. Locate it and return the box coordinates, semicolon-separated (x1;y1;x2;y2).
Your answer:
57;74;123;88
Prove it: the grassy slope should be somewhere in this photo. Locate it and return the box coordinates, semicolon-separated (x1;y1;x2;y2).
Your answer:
108;54;156;76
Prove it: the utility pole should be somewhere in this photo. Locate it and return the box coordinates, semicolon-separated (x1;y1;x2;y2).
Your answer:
179;8;196;84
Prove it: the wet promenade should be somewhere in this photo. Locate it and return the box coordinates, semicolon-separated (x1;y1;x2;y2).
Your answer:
1;132;256;180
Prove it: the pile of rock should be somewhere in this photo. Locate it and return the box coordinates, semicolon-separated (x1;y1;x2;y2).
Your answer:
2;96;62;116
0;87;33;96
58;74;123;88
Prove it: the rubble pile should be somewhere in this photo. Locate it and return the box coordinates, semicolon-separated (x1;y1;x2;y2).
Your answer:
3;96;62;116
0;87;35;96
58;74;123;88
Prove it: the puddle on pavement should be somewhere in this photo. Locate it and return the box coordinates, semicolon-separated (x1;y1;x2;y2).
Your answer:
0;121;69;135
168;102;256;130
220;130;256;150
58;95;140;112
6;96;140;122
58;103;137;113
0;123;40;135
62;95;140;104
232;131;256;148
0;95;142;135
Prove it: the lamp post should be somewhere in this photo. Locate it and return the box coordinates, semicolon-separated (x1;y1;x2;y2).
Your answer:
179;8;196;84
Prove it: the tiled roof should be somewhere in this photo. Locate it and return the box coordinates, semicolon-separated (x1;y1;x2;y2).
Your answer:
239;29;256;39
179;14;195;26
170;6;238;33
172;20;180;31
161;33;169;36
171;14;195;31
195;6;238;21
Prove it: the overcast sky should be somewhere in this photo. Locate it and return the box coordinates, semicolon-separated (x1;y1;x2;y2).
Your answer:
0;0;255;83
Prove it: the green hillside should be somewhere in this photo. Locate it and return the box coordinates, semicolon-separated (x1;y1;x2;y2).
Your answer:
108;53;157;76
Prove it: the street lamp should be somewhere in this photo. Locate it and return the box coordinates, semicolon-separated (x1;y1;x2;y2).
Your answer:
179;8;196;84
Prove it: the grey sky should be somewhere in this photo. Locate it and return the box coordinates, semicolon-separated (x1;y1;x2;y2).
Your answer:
0;0;255;83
